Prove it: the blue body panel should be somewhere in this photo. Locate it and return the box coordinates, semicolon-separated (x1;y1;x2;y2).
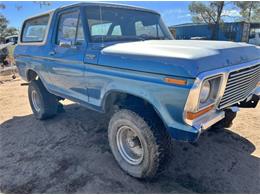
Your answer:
14;3;259;142
15;42;199;141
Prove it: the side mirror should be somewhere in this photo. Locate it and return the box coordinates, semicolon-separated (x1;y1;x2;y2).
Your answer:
59;39;72;48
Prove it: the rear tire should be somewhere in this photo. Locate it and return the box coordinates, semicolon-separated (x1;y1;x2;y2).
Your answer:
28;79;58;120
108;109;170;179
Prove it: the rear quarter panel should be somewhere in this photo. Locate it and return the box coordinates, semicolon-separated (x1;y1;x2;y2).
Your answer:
14;45;52;85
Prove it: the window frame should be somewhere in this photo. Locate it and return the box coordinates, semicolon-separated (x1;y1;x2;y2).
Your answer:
19;13;52;45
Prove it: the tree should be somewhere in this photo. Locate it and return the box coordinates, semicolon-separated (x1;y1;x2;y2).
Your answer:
0;14;18;43
234;1;260;23
33;1;52;8
0;14;9;36
0;1;51;11
189;1;225;40
3;27;19;37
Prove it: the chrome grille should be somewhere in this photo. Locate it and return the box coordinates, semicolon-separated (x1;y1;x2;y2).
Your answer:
218;64;260;109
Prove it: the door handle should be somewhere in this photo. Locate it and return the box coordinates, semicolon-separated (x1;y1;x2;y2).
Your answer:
49;51;56;56
85;53;96;60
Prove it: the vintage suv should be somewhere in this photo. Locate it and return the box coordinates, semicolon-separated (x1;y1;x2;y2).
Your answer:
15;2;260;178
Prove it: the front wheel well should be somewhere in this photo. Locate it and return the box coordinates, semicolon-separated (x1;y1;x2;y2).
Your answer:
104;91;166;129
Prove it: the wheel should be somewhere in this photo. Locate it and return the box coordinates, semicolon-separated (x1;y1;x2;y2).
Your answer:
212;109;237;129
108;109;169;179
28;79;58;120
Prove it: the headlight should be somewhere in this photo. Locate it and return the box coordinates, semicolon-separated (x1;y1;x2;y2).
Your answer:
200;80;211;103
184;74;226;125
198;76;222;109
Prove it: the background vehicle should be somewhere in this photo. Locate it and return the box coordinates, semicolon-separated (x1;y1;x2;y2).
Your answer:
5;35;19;45
14;2;260;179
249;28;260;46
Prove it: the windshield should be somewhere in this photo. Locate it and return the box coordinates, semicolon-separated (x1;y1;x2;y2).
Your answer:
85;6;173;42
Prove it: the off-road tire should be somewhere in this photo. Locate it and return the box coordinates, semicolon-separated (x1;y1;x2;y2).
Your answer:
28;79;58;120
108;109;170;179
212;109;237;129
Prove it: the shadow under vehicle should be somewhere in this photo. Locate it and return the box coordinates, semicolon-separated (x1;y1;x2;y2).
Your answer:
0;103;259;193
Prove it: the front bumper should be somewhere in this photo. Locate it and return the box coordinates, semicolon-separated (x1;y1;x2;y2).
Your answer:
173;86;260;142
192;110;225;130
166;109;225;142
167;109;227;142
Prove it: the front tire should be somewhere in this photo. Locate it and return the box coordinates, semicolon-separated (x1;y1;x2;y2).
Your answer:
28;79;58;120
108;109;169;179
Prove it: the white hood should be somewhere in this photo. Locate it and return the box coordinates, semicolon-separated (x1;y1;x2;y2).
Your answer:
99;40;260;78
102;40;258;60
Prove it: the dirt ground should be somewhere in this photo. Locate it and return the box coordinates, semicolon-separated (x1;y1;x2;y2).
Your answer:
0;75;260;193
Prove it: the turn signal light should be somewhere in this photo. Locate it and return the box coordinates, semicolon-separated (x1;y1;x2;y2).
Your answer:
164;77;187;85
186;105;214;120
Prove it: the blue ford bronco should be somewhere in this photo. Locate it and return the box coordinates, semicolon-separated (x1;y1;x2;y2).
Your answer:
15;2;260;178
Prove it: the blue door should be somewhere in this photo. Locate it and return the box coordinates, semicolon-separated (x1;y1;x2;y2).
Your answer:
48;9;88;103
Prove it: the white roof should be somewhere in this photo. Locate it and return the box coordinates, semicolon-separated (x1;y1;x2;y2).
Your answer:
25;2;159;21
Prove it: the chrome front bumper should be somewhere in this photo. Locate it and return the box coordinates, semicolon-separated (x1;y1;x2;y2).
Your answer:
192;110;225;131
201;111;225;130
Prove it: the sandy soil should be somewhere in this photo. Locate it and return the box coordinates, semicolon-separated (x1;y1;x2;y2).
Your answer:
0;75;260;193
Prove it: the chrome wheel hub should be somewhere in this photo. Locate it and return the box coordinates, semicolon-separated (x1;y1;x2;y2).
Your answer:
31;90;41;112
116;126;144;165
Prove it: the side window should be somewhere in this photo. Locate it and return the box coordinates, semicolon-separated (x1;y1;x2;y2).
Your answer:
111;25;122;36
90;22;112;36
22;15;49;42
135;21;163;37
90;23;121;36
56;11;84;45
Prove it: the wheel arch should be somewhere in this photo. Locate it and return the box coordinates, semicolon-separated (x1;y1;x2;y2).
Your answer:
26;69;39;82
102;90;168;129
25;69;54;98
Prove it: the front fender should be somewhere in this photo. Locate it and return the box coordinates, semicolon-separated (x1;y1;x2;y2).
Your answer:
87;64;200;141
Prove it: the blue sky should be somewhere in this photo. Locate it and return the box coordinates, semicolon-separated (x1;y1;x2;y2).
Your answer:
1;1;240;29
1;1;193;29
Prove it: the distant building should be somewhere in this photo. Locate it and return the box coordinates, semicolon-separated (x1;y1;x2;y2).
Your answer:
169;22;260;45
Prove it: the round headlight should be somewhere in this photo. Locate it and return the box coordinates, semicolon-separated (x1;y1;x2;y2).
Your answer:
200;80;211;103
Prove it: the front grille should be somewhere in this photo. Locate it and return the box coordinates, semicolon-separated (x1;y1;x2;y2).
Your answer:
218;64;260;109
